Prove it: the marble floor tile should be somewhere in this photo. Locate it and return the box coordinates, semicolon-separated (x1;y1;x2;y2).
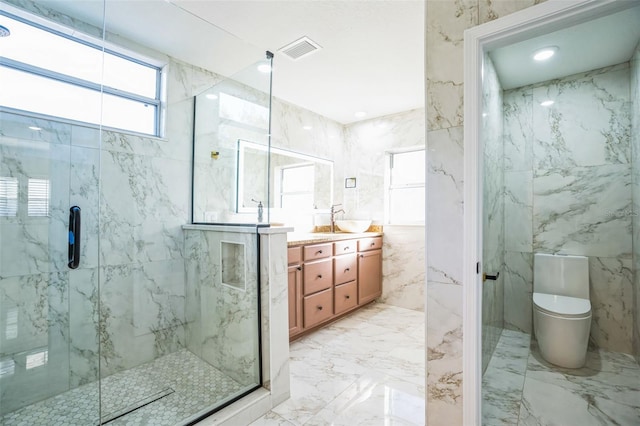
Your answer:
482;329;640;426
251;302;426;426
482;329;530;425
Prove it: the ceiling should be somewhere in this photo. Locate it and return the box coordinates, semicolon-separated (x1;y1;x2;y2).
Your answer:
490;4;640;90
37;0;425;125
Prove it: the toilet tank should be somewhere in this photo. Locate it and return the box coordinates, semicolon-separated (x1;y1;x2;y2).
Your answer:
533;253;589;299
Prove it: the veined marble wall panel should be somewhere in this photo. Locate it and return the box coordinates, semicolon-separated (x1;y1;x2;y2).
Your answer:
0;272;71;415
0;135;71;277
532;164;631;258
503;88;533;172
426;282;463;425
427;126;463;286
631;41;640;364
532;65;630;171
68;267;100;387
381;225;425;311
589;257;633;354
504;170;533;253
184;229;260;387
99;149;189;266
99;261;186;377
503;251;533;334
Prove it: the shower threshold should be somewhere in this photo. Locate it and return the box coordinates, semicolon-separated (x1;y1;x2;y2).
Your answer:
1;349;249;426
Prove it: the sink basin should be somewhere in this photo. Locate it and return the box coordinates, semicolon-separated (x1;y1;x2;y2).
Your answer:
335;220;372;233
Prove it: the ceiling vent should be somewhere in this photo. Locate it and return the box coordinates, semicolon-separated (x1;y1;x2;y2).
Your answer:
278;36;322;60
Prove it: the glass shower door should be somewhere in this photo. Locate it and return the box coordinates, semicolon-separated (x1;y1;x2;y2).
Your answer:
0;1;104;424
0;111;103;425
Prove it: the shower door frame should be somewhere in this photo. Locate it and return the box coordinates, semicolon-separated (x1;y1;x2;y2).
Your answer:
461;0;634;423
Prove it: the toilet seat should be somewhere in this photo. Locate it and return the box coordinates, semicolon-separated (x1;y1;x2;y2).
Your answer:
533;292;591;318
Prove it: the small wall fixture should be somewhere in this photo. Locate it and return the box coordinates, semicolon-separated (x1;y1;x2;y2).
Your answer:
345;177;357;188
211;151;220;159
533;46;558;61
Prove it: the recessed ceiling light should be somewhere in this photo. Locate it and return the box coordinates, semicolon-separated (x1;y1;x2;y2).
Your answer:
205;94;218;100
354;111;367;118
303;125;313;130
257;63;271;73
540;100;555;107
533;46;558;61
28;126;42;131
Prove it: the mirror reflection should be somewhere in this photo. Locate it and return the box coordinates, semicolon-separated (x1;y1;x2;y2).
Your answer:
236;140;333;212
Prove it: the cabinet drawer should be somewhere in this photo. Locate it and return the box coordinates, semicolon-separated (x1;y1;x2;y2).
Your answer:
333;253;357;285
288;247;302;265
334;240;356;255
358;236;382;252
303;259;333;295
304;288;333;328
304;243;332;261
334;281;358;315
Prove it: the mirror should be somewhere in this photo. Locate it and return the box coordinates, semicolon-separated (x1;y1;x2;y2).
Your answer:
237;139;333;212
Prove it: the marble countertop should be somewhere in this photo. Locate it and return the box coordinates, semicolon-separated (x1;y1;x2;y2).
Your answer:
287;231;383;246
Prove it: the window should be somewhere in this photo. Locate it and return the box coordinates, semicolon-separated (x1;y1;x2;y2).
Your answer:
385;149;425;224
0;177;18;217
278;164;315;210
27;178;50;217
0;11;162;136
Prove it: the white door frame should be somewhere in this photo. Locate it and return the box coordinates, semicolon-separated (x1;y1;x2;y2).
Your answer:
461;0;635;423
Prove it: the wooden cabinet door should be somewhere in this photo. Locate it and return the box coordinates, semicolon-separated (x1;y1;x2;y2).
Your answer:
288;265;303;337
358;249;382;304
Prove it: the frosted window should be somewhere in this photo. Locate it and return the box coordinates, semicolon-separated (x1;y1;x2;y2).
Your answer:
0;177;18;217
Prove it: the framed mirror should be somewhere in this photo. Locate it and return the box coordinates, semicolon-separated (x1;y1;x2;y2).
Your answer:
236;139;333;212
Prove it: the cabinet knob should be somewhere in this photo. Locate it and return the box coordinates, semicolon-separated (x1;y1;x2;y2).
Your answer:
345;295;350;299
316;250;323;254
317;274;323;279
344;246;349;251
317;305;323;310
344;268;350;272
370;242;375;246
360;254;364;258
296;266;302;271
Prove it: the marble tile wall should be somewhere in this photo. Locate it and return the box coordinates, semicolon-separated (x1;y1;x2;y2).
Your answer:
481;54;504;373
632;40;640;365
184;229;261;387
425;1;545;423
502;65;633;354
343;109;426;312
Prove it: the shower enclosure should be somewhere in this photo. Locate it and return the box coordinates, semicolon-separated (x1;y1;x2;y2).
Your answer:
0;0;271;424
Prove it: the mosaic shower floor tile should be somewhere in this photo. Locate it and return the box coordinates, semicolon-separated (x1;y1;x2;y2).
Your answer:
1;349;248;425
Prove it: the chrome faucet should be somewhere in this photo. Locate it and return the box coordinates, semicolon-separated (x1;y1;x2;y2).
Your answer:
330;204;345;233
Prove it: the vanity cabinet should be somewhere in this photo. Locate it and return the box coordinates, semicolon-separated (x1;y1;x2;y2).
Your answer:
358;236;382;305
288;235;382;340
287;247;303;337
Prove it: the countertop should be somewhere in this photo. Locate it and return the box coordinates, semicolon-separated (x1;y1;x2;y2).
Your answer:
287;231;383;246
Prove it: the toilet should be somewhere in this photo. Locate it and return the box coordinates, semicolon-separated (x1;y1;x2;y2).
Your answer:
533;253;592;368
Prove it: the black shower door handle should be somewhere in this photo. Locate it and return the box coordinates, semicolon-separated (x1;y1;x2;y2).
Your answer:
68;206;81;269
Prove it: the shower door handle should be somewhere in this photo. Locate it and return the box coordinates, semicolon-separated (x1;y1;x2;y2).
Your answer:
68;206;81;269
482;271;499;282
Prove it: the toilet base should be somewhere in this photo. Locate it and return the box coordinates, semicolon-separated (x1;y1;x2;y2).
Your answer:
533;308;591;369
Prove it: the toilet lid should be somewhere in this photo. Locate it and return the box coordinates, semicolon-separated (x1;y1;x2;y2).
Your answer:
533;293;591;317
